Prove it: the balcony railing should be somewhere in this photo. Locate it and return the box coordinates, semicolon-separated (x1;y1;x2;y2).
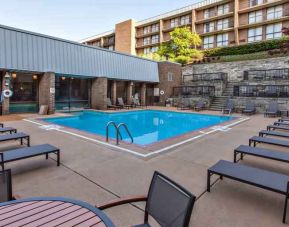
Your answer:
136;29;160;37
199;20;234;34
163;20;192;30
239;0;283;10
233;85;289;97
240;9;289;26
103;38;115;47
173;86;215;97
183;72;228;83
244;68;289;81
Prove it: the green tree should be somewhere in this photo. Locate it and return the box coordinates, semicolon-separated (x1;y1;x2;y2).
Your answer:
157;27;203;65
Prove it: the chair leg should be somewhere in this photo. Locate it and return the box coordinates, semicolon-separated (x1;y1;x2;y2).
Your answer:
234;151;237;163
57;151;60;166
283;195;288;223
207;171;212;192
46;153;49;159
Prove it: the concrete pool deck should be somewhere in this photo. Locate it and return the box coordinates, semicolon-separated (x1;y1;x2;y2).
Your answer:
0;109;287;226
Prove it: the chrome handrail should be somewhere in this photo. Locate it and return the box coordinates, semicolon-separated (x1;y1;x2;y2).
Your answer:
117;123;134;144
106;121;122;144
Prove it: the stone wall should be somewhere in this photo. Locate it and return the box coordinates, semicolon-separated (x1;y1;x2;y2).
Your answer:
39;72;55;114
91;77;108;110
183;56;289;82
184;81;226;96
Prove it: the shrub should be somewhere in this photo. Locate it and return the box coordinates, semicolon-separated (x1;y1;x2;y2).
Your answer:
203;37;289;57
174;56;191;65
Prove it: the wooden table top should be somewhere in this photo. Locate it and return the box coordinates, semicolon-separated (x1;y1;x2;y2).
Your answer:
0;197;115;227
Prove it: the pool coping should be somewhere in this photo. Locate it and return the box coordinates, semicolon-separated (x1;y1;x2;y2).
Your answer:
23;110;250;159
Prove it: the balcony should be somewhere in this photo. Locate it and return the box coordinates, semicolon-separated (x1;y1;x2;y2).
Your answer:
183;72;228;83
239;0;286;12
243;68;289;81
196;6;234;23
173;86;215;97
136;29;160;38
239;9;289;27
136;40;160;48
103;38;115;47
197;20;234;35
163;21;192;31
233;85;289;97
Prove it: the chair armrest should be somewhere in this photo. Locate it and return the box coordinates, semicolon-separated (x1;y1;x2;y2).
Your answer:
96;195;147;210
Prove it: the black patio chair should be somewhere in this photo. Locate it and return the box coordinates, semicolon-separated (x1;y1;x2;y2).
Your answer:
194;100;206;112
222;99;234;115
264;102;279;117
242;101;256;115
97;171;196;227
0;169;12;203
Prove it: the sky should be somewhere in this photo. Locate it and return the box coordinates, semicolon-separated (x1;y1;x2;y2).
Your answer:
0;0;199;41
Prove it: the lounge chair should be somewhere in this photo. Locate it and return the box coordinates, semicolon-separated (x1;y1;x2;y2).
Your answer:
267;125;289;131
274;121;289;127
242;101;256;115
97;171;196;227
178;99;191;110
194;100;206;112
259;130;289;139
207;160;289;223
222;99;234;115
249;136;289;148
234;145;289;164
107;98;119;110
0;133;30;147
117;98;131;109
279;117;289;122
0;127;17;134
0;144;60;170
132;98;146;108
264;102;279;117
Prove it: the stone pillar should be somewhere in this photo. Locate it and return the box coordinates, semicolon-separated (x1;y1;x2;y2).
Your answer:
126;82;133;105
234;0;239;45
91;77;108;110
111;80;117;105
39;72;55;114
2;72;10;115
140;83;146;106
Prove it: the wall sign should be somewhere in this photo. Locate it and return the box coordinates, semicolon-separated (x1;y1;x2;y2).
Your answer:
50;88;55;94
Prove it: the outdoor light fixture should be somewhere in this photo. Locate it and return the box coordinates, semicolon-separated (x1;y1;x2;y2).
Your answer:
4;72;11;86
130;82;134;86
61;76;66;80
11;73;17;79
32;75;38;80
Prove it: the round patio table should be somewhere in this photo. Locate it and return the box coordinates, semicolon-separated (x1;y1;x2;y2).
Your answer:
0;197;115;227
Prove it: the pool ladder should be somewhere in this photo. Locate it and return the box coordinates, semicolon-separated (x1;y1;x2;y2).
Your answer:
106;121;134;145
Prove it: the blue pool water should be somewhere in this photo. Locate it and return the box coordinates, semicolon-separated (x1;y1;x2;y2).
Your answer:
43;110;233;146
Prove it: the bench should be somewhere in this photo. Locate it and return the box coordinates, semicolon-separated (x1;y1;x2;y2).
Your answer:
0;132;30;147
0;127;17;134
259;130;289;139
267;125;289;131
249;136;289;148
207;160;289;223
0;144;60;170
234;145;289;163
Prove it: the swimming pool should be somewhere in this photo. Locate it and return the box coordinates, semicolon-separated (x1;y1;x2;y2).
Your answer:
43;110;233;146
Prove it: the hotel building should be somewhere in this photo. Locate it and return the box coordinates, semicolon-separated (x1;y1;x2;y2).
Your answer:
80;0;289;55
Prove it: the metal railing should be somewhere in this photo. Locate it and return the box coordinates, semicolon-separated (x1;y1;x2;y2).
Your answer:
239;0;283;10
233;85;289;97
183;72;228;83
199;20;234;34
243;68;289;81
173;86;215;97
106;121;133;145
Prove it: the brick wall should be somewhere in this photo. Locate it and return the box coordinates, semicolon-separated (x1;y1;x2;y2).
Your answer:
39;72;55;114
157;61;182;105
91;77;108;110
115;19;136;55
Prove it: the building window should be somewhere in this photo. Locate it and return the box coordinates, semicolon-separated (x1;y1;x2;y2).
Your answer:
170;18;179;28
249;10;263;24
143;37;150;45
204;22;215;33
180;15;190;25
151;46;159;53
203;36;214;48
217;4;230;15
217;33;229;47
267;6;283;20
144;26;150;35
151;24;159;33
151;35;159;44
248;27;263;43
217;18;229;30
249;0;263;7
204;8;215;19
266;23;282;40
144;48;151;55
168;72;173;82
